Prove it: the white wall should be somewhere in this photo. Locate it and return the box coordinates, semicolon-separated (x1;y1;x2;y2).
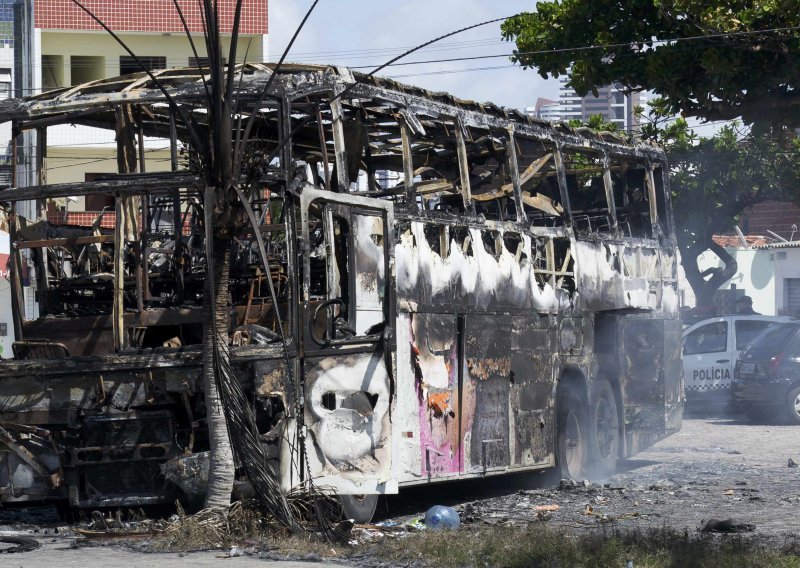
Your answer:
696;246;780;315
33;29;267;188
38;30;266;90
770;247;800;316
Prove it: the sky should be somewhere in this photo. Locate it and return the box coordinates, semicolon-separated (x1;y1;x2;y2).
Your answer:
267;0;559;113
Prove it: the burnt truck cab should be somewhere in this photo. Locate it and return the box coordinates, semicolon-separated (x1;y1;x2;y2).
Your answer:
0;64;681;512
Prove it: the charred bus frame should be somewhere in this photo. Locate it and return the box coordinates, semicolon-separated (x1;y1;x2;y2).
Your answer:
0;64;682;518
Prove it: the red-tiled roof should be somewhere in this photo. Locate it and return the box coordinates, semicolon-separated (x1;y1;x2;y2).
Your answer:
712;234;769;248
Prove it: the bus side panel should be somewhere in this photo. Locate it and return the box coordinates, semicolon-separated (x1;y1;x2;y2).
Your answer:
393;313;423;483
411;312;462;478
509;315;555;468
620;316;681;456
462;316;513;473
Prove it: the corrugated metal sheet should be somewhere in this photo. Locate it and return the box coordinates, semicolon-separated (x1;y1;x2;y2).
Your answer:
788;279;800;314
755;241;800;249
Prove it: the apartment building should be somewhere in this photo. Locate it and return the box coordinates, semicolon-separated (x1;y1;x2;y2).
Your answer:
30;0;268;188
525;97;560;122
0;1;268;341
526;76;643;133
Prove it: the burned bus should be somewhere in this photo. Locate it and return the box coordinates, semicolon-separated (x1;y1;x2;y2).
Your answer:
0;64;682;521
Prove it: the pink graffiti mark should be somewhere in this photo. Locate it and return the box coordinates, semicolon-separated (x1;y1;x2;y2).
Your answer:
415;343;462;477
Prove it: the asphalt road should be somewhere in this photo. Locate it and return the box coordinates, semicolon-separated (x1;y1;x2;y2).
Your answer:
2;539;345;568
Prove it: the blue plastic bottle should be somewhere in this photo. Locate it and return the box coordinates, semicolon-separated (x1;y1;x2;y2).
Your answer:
424;505;460;530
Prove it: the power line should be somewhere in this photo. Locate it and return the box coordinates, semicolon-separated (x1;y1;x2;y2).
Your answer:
387;64;513;79
3;23;795;94
271;36;503;59
0;38;507;69
352;24;800;70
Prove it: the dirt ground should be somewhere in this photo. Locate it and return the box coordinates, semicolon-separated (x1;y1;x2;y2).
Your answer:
1;543;344;568
379;412;800;536
2;414;799;565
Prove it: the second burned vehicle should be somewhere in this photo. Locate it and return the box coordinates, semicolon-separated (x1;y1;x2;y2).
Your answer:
0;64;681;521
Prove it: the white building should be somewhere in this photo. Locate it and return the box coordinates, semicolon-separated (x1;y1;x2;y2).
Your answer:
696;240;800;317
26;0;269;190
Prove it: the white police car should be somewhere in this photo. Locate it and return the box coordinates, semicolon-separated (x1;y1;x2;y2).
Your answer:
683;315;792;404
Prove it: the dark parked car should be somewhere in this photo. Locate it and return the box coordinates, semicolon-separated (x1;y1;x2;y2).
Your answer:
733;322;800;424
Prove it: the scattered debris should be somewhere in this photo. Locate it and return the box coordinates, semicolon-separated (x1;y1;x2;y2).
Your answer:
222;546;244;558
424;505;460;530
161;453;211;501
0;536;40;553
701;519;756;533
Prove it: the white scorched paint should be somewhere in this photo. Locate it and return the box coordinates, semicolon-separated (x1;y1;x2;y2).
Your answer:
574;240;678;314
308;354;390;464
395;221;677;314
395;222;566;310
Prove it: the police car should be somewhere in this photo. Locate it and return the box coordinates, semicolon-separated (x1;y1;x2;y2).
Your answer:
683;315;793;405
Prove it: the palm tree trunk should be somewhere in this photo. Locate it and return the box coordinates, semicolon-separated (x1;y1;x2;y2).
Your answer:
203;236;235;508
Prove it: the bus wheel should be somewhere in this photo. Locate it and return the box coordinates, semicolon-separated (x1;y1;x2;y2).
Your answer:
556;385;589;480
339;494;378;524
589;378;620;478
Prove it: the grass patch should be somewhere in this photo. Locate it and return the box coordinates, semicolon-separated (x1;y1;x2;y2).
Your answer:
146;501;346;558
131;503;800;567
371;525;800;568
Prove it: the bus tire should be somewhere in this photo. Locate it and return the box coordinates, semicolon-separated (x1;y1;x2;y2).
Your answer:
339;494;378;524
589;378;620;478
556;384;589;480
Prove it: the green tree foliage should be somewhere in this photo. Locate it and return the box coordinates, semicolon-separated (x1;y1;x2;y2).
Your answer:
502;1;800;305
501;1;800;127
651;118;800;304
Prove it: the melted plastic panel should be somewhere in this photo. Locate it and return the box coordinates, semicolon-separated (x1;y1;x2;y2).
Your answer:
395;221;570;312
574;240;679;315
393;313;421;481
461;316;551;473
304;353;391;481
511;315;556;467
461;316;517;472
396;312;556;483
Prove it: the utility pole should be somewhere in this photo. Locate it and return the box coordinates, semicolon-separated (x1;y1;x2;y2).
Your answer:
13;0;38;220
12;0;39;322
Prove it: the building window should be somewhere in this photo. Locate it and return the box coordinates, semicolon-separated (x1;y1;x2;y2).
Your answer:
120;56;166;76
0;67;10;99
188;56;226;68
42;55;64;89
71;55;105;85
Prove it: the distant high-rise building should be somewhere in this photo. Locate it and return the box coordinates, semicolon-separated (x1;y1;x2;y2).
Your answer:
556;76;641;132
526;97;561;122
528;76;643;132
